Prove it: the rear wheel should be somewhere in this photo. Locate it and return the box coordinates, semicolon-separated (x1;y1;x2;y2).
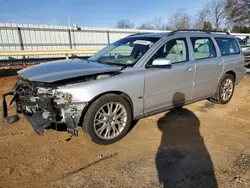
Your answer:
209;74;235;104
82;94;132;145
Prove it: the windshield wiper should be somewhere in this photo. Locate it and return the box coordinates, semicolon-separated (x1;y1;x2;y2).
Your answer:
97;60;129;70
96;60;112;65
96;60;126;66
89;59;131;70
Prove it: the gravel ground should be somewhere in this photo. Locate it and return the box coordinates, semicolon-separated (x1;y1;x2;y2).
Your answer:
0;75;249;188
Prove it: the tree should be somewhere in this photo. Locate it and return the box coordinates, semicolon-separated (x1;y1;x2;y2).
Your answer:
152;17;166;30
137;17;165;30
138;22;154;30
225;0;250;27
194;7;209;29
165;25;174;31
116;19;134;29
206;0;227;30
231;25;250;33
203;21;213;30
168;9;191;30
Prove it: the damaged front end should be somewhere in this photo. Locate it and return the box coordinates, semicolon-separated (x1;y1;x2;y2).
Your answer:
2;78;87;136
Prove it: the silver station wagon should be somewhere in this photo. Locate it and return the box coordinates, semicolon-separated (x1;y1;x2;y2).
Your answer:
3;30;246;144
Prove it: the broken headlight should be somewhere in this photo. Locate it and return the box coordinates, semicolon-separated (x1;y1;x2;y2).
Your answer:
54;91;73;103
37;87;53;95
35;87;73;105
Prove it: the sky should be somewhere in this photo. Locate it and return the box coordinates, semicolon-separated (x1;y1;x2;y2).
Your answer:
0;0;210;28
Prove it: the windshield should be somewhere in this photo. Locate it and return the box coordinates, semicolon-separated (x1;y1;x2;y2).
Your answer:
89;37;159;66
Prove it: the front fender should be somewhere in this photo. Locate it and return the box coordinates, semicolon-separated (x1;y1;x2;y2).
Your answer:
56;69;145;118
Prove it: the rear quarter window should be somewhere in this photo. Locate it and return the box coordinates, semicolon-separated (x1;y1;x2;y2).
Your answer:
215;37;240;56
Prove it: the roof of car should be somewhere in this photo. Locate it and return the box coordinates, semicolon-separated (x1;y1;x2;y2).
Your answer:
127;32;169;38
127;30;235;39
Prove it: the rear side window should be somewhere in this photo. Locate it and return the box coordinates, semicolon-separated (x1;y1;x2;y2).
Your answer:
191;37;217;60
215;37;240;56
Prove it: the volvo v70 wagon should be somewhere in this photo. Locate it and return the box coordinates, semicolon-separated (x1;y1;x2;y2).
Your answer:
3;30;246;144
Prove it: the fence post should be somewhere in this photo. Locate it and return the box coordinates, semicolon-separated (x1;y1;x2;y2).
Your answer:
17;27;24;50
68;29;72;49
107;30;110;44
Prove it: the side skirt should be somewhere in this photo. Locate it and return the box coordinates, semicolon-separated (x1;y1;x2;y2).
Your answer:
133;94;213;120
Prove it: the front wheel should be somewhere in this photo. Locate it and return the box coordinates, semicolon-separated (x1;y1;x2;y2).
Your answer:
209;74;235;104
82;94;132;145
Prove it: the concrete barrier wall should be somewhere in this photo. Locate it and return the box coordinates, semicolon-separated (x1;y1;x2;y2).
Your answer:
0;23;248;60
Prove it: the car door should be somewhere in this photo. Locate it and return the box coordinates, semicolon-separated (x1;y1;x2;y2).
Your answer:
144;37;195;113
189;37;224;99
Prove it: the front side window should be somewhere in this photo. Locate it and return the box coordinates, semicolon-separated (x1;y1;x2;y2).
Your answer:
148;38;188;65
89;37;159;66
215;37;240;56
191;37;217;60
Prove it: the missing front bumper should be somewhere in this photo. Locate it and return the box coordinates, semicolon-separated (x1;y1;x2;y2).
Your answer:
24;111;51;135
2;91;50;134
2;91;82;136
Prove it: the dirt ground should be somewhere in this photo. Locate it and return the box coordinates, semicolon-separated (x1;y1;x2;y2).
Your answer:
0;75;249;188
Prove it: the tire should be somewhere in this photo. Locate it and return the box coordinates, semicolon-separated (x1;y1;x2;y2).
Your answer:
209;74;235;104
82;94;132;145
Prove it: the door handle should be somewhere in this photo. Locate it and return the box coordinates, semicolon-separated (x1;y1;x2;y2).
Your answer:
185;67;193;72
217;62;223;66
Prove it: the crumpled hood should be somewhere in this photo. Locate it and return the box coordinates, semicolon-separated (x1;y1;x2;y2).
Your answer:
18;59;123;83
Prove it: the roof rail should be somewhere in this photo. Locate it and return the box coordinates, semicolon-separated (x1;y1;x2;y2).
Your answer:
168;29;230;36
127;32;150;37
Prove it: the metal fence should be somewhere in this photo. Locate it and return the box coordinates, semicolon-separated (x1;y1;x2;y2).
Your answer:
0;23;249;60
0;23;160;60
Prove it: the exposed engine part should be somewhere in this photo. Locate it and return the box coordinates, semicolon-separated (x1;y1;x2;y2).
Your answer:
9;78;89;136
42;111;51;119
4;71;114;136
3;65;121;137
61;103;87;123
37;87;53;95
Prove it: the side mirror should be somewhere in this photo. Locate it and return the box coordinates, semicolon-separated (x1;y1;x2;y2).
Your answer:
152;58;172;66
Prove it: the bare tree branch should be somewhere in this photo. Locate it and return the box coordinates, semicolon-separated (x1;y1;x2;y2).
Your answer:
137;17;166;30
152;17;166;30
225;0;250;27
138;22;154;30
168;9;191;30
194;7;209;29
206;0;227;30
116;19;134;29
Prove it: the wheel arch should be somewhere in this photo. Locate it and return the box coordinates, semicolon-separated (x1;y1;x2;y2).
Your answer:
225;70;236;82
78;91;134;126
